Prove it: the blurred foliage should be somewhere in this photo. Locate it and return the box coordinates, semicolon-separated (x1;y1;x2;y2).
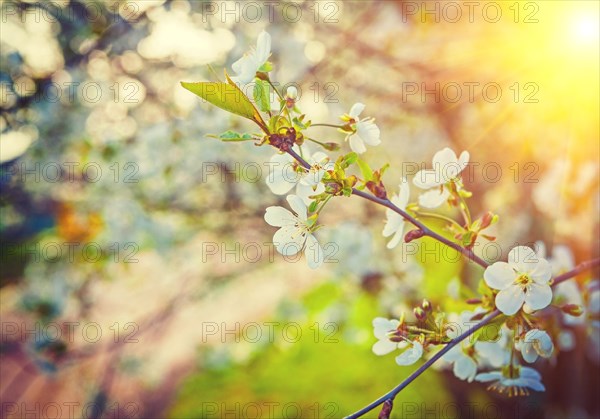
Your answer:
169;283;455;418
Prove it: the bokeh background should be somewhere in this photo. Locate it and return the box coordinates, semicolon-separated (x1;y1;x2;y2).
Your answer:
1;1;599;418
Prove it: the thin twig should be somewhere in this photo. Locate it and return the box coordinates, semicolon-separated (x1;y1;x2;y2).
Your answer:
286;147;488;268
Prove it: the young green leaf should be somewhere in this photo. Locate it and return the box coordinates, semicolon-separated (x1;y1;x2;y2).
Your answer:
207;130;255;142
253;80;271;112
181;82;256;120
356;157;374;181
342;152;358;167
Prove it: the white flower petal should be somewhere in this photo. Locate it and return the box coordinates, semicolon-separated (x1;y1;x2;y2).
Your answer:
356;121;381;146
372;339;398;356
349;102;365;118
525;283;553;311
521;378;545;392
432;147;460;181
521;342;539;363
286;195;307;221
348;135;367;154
418;188;450;209
295;182;317;206
255;30;271;64
458;150;470;171
495;285;526;315
273;226;305;256
484;262;515;290
382;211;402;237
413;169;442;189
529;258;552;284
524;329;554;358
454;354;477;382
386;229;405;249
373;318;400;339
231;56;254;84
264;206;295;227
397;178;410;208
508;246;539;273
520;366;542;380
395;341;423;365
433;147;458;167
475;341;508;367
266;171;297;195
304;234;324;269
475;371;503;382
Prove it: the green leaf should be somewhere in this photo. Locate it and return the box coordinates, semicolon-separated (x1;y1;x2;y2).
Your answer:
181;70;268;133
268;115;289;133
253;80;271;112
356;157;373;181
207;130;255;142
379;163;390;176
181;82;256;120
342;152;358;168
308;201;319;213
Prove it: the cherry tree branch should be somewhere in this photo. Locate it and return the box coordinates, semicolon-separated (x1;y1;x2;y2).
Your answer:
286;147;488;268
553;257;600;286
344;257;600;418
284;146;599;418
346;309;500;419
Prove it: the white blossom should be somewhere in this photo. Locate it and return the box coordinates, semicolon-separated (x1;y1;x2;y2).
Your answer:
371;317;423;366
265;147;332;205
372;318;401;355
382;178;410;249
395;340;423;366
286;86;298;100
413;147;469;208
484;246;552;315
343;103;381;154
519;329;554;363
475;366;545;395
231;30;271;85
442;309;485;382
443;345;478;382
264;195;323;269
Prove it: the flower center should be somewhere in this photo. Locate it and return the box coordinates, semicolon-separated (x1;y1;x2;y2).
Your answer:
292;221;311;238
514;273;532;289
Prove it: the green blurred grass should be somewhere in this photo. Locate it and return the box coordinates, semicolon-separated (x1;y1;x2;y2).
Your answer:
168;282;453;418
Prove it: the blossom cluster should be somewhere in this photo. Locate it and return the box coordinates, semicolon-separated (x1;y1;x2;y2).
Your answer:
182;29;598;399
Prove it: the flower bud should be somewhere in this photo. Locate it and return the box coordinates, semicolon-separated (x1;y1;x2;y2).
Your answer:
480;211;498;229
255;71;269;81
466;298;482;305
345;175;358;187
413;307;426;321
286;86;298;100
404;229;425;243
561;304;584;316
421;299;432;312
323;142;340;151
325;182;341;195
366;181;387;199
378;399;393;419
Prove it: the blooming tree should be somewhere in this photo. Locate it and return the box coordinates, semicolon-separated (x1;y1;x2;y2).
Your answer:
181;31;600;418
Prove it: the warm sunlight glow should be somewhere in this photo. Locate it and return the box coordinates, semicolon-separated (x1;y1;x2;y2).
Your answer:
570;13;600;45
